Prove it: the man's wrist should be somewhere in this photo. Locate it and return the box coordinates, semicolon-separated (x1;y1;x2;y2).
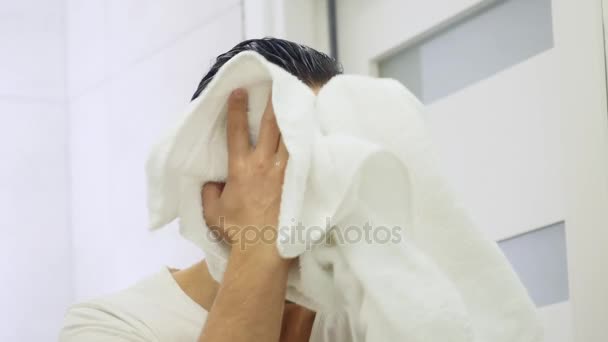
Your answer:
230;240;292;271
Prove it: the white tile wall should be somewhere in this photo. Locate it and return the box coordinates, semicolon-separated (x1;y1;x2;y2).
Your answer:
68;3;244;299
0;1;66;100
68;88;116;298
0;101;71;341
66;0;107;98
67;0;240;98
1;0;245;339
0;0;70;340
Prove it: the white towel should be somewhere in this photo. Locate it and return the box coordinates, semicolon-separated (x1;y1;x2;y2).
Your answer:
146;51;542;341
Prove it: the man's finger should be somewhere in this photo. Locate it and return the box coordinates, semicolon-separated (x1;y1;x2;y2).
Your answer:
226;89;250;160
201;182;225;238
256;95;280;157
277;136;289;162
201;182;223;208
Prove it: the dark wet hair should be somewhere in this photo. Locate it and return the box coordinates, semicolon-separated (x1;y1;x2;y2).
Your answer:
191;37;343;101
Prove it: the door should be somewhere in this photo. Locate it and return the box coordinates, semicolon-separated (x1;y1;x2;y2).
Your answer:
334;0;608;340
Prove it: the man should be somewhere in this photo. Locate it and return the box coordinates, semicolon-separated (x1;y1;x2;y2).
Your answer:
60;38;357;341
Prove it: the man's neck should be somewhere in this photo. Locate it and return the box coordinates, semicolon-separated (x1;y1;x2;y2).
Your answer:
171;260;219;312
171;258;317;342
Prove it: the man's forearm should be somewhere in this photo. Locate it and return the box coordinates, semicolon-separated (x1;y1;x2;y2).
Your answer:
198;244;291;342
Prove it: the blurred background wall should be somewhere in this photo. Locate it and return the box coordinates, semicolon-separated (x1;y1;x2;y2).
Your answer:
0;0;247;340
1;1;70;340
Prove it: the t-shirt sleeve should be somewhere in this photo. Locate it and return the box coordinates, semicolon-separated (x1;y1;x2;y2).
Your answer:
59;302;157;342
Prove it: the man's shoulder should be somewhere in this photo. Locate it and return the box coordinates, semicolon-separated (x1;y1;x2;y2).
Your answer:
69;269;173;315
60;269;205;341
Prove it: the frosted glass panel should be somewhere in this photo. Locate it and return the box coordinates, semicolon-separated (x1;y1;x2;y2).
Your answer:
378;0;554;103
499;222;569;307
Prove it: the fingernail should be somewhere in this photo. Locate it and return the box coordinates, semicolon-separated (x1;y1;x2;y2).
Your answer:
232;88;245;99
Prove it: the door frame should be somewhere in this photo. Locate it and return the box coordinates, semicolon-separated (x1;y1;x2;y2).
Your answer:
560;0;608;340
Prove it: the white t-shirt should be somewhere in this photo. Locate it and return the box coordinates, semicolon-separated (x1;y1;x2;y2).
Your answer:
60;268;358;342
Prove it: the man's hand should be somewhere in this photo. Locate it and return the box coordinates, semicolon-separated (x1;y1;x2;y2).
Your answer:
198;89;293;342
201;88;288;250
